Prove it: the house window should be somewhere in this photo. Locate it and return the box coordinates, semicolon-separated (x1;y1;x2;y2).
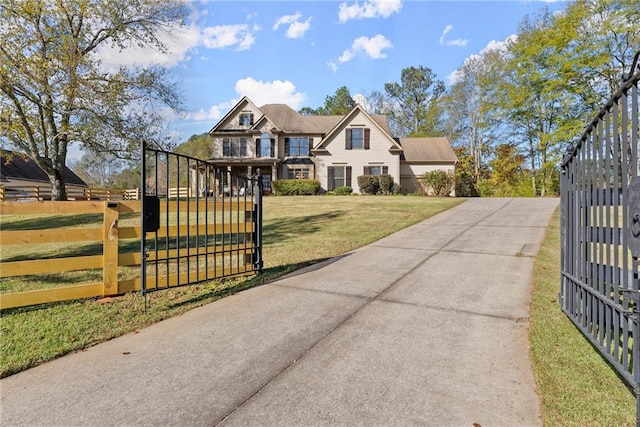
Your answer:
364;165;388;175
327;166;352;190
285;137;312;157
345;128;370;150
222;138;247;157
256;133;274;158
239;113;253;126
262;174;272;192
287;167;310;179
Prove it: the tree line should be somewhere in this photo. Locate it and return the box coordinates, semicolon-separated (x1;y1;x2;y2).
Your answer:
2;0;638;199
303;0;638;197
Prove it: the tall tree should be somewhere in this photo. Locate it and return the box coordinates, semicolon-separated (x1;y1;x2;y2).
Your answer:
383;66;446;137
70;151;124;187
300;86;356;116
444;49;508;185
174;133;214;160
0;0;186;200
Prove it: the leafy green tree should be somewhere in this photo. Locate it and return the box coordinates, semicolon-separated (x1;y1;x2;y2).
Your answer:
70;151;124;187
444;49;506;187
0;0;186;200
383;66;446;137
301;86;356;116
174;133;214;160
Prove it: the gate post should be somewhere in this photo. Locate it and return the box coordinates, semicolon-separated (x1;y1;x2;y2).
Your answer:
103;201;119;296
253;169;264;273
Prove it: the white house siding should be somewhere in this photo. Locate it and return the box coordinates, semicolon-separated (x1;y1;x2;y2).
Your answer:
400;163;455;194
315;111;400;193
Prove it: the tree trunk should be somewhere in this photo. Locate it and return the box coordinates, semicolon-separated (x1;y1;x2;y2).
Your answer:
48;166;68;201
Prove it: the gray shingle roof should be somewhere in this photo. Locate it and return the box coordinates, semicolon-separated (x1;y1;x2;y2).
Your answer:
398;137;458;163
258;104;326;133
258;104;392;136
1;150;88;186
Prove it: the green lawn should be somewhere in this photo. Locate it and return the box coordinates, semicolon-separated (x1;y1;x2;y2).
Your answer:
0;195;464;378
3;196;635;427
530;207;636;426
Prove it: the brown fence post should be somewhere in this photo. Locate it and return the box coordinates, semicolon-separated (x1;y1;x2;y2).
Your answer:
103;201;119;296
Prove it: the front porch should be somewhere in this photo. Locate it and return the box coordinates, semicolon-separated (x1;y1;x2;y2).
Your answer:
207;158;279;195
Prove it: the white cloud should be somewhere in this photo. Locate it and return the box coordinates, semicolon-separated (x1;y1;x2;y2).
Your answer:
327;60;339;73
234;78;306;109
273;13;301;30
98;22;201;71
439;24;468;47
188;102;234;121
338;0;402;23
447;35;518;86
439;24;453;44
274;13;312;39
201;24;256;50
97;18;259;71
186;78;306;123
481;34;517;54
287;18;312;39
338;34;393;63
447;38;469;47
447;68;466;86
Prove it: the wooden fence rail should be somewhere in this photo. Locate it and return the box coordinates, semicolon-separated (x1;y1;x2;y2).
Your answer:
0;185;140;201
0;199;256;309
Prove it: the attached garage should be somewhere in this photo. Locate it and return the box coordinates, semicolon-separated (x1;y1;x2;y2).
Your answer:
398;137;457;195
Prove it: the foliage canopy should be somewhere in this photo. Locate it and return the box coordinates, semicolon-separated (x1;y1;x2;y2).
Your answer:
0;0;187;199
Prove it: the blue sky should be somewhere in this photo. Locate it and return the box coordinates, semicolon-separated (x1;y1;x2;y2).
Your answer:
94;0;569;153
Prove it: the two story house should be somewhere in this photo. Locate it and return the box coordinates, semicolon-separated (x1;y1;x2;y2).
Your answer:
207;97;456;194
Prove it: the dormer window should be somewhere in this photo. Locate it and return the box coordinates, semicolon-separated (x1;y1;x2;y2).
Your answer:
239;113;254;126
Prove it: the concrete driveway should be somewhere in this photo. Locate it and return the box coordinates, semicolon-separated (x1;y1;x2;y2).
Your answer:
1;197;559;426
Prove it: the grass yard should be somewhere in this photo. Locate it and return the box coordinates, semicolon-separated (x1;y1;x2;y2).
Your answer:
530;207;636;426
0;195;464;378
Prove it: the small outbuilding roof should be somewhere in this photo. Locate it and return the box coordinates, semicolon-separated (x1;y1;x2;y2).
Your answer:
1;150;87;186
398;137;458;163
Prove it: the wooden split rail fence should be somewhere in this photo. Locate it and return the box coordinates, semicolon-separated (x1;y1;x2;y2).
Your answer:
0;199;258;310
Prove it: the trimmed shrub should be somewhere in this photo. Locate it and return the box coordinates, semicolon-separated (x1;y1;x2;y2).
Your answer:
271;179;321;195
334;186;353;196
357;174;395;195
420;170;455;196
357;175;379;195
378;174;394;195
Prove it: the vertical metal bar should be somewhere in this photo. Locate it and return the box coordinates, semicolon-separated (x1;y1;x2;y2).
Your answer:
620;92;631;372
186;157;191;285
165;152;170;290
140;141;147;299
631;78;640;403
612;101;622;363
604;108;612;353
154;149;159;291
254;169;264;273
196;160;201;282
597;116;605;346
570;160;577;316
214;168;219;279
587;129;595;335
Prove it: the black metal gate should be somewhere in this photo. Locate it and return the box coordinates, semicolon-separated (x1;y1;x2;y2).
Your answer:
560;65;640;420
140;143;263;295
